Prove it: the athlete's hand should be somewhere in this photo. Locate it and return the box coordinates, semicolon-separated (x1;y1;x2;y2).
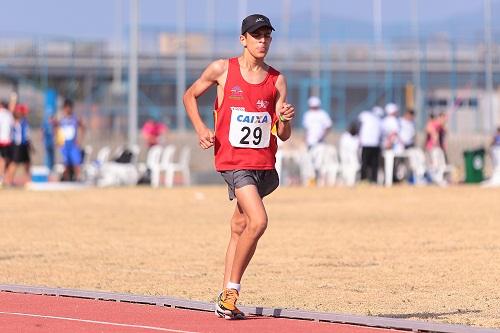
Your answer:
279;103;295;122
197;126;215;149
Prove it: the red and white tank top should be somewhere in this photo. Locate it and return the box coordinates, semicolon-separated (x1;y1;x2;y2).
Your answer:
213;57;280;171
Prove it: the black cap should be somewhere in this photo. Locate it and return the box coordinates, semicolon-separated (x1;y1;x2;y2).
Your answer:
241;14;275;35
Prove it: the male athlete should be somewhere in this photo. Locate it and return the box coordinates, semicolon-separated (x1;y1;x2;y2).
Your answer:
183;14;295;319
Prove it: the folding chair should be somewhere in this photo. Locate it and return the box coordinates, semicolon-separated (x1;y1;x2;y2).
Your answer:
406;148;427;185
164;146;191;188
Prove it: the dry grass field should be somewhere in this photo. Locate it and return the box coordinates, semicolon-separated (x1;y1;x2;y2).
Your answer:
0;185;499;328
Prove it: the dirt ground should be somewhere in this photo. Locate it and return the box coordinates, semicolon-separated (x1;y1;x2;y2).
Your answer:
0;185;499;328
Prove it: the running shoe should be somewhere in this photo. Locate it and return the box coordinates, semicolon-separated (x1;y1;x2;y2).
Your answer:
215;288;245;319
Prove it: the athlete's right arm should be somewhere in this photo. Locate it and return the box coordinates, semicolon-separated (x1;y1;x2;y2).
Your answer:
183;59;227;149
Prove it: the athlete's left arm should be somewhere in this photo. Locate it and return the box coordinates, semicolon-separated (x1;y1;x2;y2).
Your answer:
275;74;295;141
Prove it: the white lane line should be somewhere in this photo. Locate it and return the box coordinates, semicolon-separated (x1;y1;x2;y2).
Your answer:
0;311;200;333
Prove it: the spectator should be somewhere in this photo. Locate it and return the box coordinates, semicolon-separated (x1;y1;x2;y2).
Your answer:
302;96;332;149
400;109;416;149
0;100;14;185
55;99;85;181
437;112;449;160
358;106;383;183
382;103;403;152
4;104;32;186
383;103;410;183
141;112;168;149
425;113;440;152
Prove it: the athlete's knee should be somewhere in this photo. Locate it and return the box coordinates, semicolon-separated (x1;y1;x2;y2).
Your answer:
246;215;268;238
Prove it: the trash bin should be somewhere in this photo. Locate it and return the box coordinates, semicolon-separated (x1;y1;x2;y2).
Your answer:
463;148;485;183
31;165;50;183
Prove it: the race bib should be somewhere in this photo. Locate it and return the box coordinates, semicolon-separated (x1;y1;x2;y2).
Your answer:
62;125;76;140
229;108;271;149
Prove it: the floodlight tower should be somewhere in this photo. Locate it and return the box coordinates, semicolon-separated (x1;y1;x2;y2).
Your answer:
112;0;124;95
128;0;139;147
484;0;494;131
176;0;187;131
411;0;422;125
311;0;321;97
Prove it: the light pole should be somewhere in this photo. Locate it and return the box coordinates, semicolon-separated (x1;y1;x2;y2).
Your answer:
411;0;422;125
176;0;187;131
112;0;124;95
484;0;494;132
311;0;321;97
128;0;139;147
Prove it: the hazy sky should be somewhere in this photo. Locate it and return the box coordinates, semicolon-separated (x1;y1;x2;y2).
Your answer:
0;0;494;41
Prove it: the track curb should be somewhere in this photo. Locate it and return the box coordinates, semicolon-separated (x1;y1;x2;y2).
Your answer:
1;284;498;333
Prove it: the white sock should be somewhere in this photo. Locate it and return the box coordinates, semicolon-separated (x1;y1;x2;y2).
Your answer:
226;282;241;292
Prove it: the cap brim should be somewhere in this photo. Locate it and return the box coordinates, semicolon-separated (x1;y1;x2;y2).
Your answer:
245;22;275;34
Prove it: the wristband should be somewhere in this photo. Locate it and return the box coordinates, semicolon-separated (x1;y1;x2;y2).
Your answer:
279;114;288;123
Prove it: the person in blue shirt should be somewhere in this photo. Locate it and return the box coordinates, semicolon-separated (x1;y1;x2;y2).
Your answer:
4;104;32;186
56;99;85;181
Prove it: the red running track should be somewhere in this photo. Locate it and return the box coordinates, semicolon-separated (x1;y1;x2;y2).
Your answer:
0;291;404;333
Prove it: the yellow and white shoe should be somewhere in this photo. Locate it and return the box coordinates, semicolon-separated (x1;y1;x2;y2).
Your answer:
215;288;245;320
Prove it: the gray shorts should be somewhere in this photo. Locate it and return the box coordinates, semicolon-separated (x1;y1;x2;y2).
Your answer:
220;169;279;201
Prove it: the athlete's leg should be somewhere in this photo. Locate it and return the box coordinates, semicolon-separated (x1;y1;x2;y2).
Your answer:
229;184;267;284
71;146;82;181
61;146;71;181
4;162;17;185
0;157;5;181
73;165;81;181
223;203;247;289
22;162;31;185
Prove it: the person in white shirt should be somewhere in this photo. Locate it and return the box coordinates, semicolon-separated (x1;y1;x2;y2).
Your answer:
358;106;383;183
302;96;332;149
382;103;403;152
0;100;14;183
383;103;411;184
399;109;416;149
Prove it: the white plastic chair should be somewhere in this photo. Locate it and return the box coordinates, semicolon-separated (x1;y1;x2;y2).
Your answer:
321;145;341;186
428;147;452;186
483;147;500;187
300;148;316;186
81;145;94;182
159;145;176;186
144;145;164;187
97;162;139;187
276;148;303;186
406;148;427;185
164;146;191;188
309;144;340;186
83;145;93;164
96;146;111;165
129;144;140;164
339;144;360;187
